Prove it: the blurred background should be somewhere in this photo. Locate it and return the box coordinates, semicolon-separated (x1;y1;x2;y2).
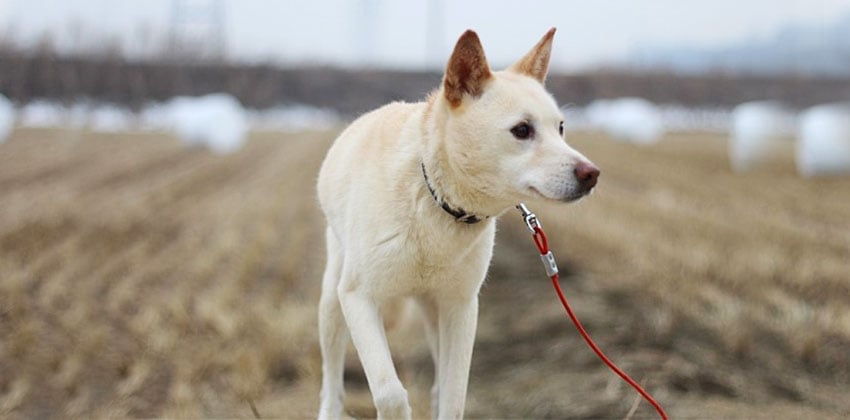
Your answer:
1;0;849;418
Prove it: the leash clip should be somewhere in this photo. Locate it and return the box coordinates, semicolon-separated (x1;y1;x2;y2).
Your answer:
516;203;540;233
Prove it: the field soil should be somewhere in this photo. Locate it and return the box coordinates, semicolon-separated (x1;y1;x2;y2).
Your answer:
1;128;848;419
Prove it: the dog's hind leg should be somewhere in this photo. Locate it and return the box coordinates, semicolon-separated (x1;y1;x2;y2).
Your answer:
339;276;411;420
318;228;347;420
416;296;440;420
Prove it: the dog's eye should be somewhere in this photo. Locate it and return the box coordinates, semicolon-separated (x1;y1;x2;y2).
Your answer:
559;121;564;136
510;122;534;140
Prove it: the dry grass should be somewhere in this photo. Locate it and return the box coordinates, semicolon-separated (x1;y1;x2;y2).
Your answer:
0;127;848;419
539;133;850;361
0;128;330;418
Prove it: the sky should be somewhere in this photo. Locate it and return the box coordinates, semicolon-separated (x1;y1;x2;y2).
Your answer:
1;0;849;71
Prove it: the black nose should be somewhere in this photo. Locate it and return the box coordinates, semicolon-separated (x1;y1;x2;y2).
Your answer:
574;161;600;191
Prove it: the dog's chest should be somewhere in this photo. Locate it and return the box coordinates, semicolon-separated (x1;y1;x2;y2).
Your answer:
363;221;496;297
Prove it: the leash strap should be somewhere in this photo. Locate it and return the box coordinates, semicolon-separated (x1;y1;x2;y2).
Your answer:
516;203;669;420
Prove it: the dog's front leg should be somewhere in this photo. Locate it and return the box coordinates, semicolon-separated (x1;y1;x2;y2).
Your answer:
415;296;441;419
339;285;411;420
437;296;479;419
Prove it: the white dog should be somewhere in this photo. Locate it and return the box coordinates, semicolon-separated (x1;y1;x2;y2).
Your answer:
316;28;599;419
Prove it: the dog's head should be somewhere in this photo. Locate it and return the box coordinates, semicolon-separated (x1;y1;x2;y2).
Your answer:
432;28;599;211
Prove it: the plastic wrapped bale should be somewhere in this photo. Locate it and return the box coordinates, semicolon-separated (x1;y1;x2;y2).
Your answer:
729;101;796;172
586;97;663;145
89;105;134;133
0;94;14;143
163;94;248;154
797;103;850;177
18;100;89;129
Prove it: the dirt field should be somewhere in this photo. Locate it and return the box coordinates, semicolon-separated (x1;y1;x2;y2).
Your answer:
1;127;848;419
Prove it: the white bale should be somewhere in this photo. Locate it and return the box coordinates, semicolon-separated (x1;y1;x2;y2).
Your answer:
584;100;610;130
586;97;663;144
89;105;134;133
729;101;796;172
66;103;90;129
18;100;91;129
797;103;850;177
138;102;171;132
19;100;65;128
158;93;248;154
659;105;731;133
0;94;14;143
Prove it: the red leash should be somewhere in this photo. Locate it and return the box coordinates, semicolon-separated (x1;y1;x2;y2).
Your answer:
516;204;668;420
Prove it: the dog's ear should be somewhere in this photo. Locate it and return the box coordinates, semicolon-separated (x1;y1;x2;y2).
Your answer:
509;27;556;84
443;30;492;108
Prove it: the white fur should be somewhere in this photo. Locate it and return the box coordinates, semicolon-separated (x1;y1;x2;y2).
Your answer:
315;29;597;420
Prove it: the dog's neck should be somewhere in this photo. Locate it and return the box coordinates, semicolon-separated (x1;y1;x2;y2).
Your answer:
420;161;487;224
419;95;511;222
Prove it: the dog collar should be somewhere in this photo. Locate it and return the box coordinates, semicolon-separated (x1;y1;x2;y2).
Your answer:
420;162;486;224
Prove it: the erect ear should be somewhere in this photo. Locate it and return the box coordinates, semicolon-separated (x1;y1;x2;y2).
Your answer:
443;30;492;108
508;27;556;83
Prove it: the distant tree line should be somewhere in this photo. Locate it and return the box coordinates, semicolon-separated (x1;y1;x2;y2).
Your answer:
1;45;848;115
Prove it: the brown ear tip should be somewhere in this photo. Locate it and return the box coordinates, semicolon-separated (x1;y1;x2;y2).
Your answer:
546;27;557;38
458;29;480;42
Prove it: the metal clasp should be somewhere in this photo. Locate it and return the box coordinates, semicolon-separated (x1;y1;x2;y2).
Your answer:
516;203;541;233
540;251;559;276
